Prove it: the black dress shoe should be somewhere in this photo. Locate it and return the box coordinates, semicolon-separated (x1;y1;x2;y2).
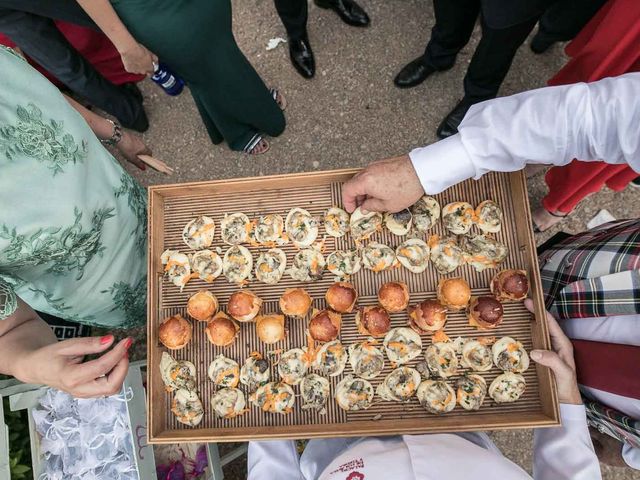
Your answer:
436;98;474;139
530;32;556;54
289;36;315;79
315;0;370;27
394;57;437;88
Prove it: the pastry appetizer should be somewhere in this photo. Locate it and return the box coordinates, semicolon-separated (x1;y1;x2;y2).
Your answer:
220;212;251;245
460;234;509;271
211;388;246;419
442;202;474;235
437;277;471;311
335;375;374;411
417;380;456;414
228;290;262;322
378;281;410;313
191;249;223;282
327;250;362;277
205;312;239;347
254;248;287;284
325;282;358;313
348;341;385;379
159;314;192;350
492;336;530;373
491;269;529;302
288;248;325;281
309;309;342;342
160;352;197;392
251;381;295;414
186;290;218;322
161;250;192;290
208;354;240;388
425;340;458;378
377;367;421;402
475;200;503;233
415;361;431;379
301;374;330;410
349;207;383;242
411;196;440;233
468;296;504;329
240;353;270;390
489;372;526;403
279;288;313;318
171;389;204;426
254;214;287;245
456;374;487;411
278;348;309;385
182;215;215;250
383;327;423;365
355;306;391;338
223;245;253;284
396;239;430;273
313;340;348;376
285;207;319;248
407;299;447;333
460;338;493;372
361;242;397;272
324;207;350;238
429;235;464;274
256;314;286;344
384;209;413;236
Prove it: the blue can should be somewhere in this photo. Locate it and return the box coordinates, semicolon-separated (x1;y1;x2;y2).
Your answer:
151;63;185;96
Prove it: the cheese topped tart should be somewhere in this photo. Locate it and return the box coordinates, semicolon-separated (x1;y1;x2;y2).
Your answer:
254;214;288;245
411;196;440;233
222;245;253;284
492;336;530;373
161;249;192;290
475;200;503;233
348;341;385;379
489;372;526;403
384;209;413;236
208;354;240;388
160;352;197;392
425;341;459;378
251;381;295;414
456;374;487;411
324;207;350;238
171;389;204;426
220;213;252;245
383;327;423;365
278;348;309;385
361;242;397;272
429;235;464;274
191;249;223;283
314;340;348;377
327;250;362;277
335;375;374;411
285;207;319;248
254;248;287;284
349;207;383;242
288;248;325;281
211;388;246;419
417;380;456;414
461;234;509;271
396;238;430;273
301;374;330;410
460;339;493;372
182;215;215;250
442;202;474;235
377;367;421;402
240;353;270;391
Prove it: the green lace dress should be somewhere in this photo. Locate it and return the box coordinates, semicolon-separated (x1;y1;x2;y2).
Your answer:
0;46;147;328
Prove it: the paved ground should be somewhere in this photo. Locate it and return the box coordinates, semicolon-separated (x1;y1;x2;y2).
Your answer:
117;0;640;477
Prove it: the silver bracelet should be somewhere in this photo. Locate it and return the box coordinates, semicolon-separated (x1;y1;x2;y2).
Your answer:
100;119;123;146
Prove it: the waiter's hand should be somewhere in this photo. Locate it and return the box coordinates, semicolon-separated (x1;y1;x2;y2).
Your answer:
341;155;424;213
525;299;582;405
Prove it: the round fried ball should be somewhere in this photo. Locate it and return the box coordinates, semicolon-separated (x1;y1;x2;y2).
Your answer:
355;306;391;337
186;290;218;322
309;309;342;342
227;290;263;322
468;296;504;329
491;269;529;302
325;282;358;313
407;299;447;333
437;277;471;311
205;312;240;346
279;288;312;318
378;282;410;313
159;314;192;350
256;314;286;344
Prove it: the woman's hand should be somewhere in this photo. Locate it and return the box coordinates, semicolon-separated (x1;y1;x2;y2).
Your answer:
524;299;582;404
118;130;151;170
119;42;157;75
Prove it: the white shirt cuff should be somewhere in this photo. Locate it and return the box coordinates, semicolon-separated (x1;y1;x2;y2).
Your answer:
408;134;476;194
559;403;588;422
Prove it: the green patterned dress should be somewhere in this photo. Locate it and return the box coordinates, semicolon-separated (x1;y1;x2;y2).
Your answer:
0;46;146;328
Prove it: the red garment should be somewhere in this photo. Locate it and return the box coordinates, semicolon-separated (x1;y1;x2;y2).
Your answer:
542;0;640;214
0;20;144;87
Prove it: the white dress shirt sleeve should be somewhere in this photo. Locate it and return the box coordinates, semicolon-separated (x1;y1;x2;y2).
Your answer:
533;403;602;480
247;440;304;480
409;72;640;194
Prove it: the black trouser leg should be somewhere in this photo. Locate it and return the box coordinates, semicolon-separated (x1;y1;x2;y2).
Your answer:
537;0;607;42
423;0;480;69
274;0;308;40
462;15;539;102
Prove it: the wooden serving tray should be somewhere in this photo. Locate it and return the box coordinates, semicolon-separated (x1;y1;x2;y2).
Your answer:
147;168;560;444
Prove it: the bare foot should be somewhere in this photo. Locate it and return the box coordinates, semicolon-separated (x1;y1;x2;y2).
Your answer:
248;138;270;155
532;207;569;232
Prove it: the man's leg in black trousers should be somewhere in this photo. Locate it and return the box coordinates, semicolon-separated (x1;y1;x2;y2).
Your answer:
274;0;308;40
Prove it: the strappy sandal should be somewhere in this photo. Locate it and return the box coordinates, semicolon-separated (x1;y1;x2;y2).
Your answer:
532;208;571;233
243;134;270;155
270;88;287;111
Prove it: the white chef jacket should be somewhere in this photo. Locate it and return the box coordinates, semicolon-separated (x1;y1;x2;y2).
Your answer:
247;405;600;480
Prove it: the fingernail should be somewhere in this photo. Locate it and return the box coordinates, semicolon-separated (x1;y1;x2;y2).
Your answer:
100;335;113;345
530;350;542;361
124;338;133;350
